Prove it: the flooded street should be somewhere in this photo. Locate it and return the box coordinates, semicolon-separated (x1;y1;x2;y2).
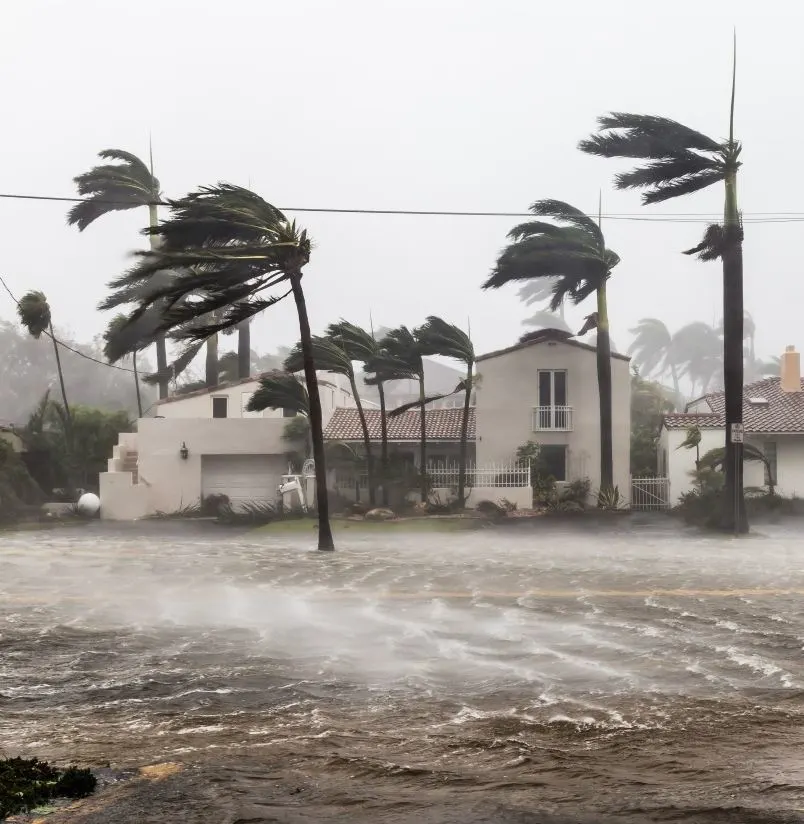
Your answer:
1;520;803;822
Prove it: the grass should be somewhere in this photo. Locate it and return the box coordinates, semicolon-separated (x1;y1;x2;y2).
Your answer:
252;515;479;535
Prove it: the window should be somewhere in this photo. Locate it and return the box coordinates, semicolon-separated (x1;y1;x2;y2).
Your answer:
535;370;569;430
764;441;777;486
538;445;567;482
212;396;228;418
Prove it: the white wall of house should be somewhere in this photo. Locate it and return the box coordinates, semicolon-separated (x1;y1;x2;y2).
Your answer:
660;425;778;503
101;417;290;519
474;339;631;497
155;373;354;425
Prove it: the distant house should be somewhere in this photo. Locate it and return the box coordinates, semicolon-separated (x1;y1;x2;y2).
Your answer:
660;346;804;501
474;329;632;496
0;423;23;453
99;371;355;519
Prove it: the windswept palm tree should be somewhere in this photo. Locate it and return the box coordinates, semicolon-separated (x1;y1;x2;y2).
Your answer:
101;184;334;550
416;316;475;506
285;336;376;506
68;148;170;400
17;291;72;441
673;322;723;396
578;46;747;532
484;200;620;497
377;326;428;501
247;372;309;416
328;320;393;506
104;313;143;417
628;318;681;396
517;277;566;318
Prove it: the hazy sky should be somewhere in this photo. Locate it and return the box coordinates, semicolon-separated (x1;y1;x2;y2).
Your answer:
2;0;802;367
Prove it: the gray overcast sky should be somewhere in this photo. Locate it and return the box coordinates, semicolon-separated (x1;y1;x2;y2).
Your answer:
2;0;801;364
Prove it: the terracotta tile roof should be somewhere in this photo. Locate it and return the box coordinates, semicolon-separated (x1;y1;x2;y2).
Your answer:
324;407;475;442
662;377;804;433
477;327;630;363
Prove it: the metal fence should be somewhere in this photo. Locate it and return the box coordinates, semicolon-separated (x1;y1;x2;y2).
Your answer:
333;463;531;491
631;477;671;510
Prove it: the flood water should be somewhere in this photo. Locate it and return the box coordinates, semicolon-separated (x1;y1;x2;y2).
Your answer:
1;519;803;823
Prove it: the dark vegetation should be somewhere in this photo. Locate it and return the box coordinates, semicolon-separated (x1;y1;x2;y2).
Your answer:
0;757;96;819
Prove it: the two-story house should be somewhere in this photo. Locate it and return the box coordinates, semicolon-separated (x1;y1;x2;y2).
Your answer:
99;371;355;519
474;329;632;497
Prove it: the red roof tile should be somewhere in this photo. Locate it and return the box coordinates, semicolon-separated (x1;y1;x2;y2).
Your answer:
324;407;475;442
662;377;804;433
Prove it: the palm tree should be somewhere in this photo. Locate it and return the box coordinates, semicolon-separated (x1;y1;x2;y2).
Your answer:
284;336;376;506
416;316;475;506
17;291;72;440
247;372;309;416
578;48;747;532
104;313;143;417
328;320;393;507
68;148;170;400
484;200;620;497
628;318;681;397
378;326;428;501
101;184;334;550
673;322;723;396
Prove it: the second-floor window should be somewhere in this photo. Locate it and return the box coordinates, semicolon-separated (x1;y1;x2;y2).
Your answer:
212;396;228;418
535;370;570;430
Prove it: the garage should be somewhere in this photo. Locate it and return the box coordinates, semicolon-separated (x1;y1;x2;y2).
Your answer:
201;455;287;509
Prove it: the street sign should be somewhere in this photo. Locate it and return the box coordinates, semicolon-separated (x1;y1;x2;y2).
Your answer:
730;423;744;443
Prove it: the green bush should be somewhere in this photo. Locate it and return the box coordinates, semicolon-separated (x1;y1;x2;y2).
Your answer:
0;757;96;819
561;477;591;507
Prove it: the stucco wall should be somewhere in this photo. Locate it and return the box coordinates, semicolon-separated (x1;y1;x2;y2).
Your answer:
155;372;354;425
101;417;290;518
661;426;772;503
474;340;631;496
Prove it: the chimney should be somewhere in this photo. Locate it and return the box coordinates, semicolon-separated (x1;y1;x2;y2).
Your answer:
780;345;801;393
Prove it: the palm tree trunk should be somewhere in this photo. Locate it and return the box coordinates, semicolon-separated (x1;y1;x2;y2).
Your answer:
132;353;143;417
720;168;748;534
418;375;427;502
595;285;614;499
348;374;375;506
237;320;251;379
377;381;389;507
458;362;473;506
205;333;219;386
669;361;681;410
149;203;170;401
290;273;334;550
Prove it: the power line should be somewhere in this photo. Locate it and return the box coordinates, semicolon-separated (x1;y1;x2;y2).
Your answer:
0;190;803;223
0;274;139;375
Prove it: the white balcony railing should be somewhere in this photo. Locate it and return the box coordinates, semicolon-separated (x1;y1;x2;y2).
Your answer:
532;405;573;432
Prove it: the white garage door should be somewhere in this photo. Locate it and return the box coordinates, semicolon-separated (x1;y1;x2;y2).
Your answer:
201;455;286;508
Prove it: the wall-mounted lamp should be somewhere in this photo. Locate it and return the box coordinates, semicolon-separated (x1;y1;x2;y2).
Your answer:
179;442;189;460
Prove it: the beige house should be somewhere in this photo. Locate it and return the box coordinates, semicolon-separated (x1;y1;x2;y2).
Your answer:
99;371;355;519
474;329;632;497
660;346;804;502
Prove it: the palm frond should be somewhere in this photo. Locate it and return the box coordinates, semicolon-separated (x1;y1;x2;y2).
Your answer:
388;383;466;416
615;153;718;189
283;336;353;377
640;169;725;204
529;199;603;243
579;112;722;159
684;223;743;261
517;277;561;306
17;291;51;338
68;148;160;230
522;309;571;333
246;373;309;415
325;320;380;363
377;326;423;378
415;316;473;364
142;341;204;385
576;312;598;336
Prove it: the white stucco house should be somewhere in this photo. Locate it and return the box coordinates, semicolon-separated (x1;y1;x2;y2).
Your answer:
99;327;632;518
475;329;632;498
659;346;804;502
100;371;355;519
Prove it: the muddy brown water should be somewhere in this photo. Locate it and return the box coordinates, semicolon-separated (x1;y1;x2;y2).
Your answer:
1;520;803;822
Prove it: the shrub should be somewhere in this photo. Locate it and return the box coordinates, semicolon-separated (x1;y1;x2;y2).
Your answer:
532;473;558;506
476;499;506;518
561;478;591;507
0;757;96;819
201;493;230;516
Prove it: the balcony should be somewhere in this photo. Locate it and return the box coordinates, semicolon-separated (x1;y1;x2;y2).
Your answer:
532;405;573;432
